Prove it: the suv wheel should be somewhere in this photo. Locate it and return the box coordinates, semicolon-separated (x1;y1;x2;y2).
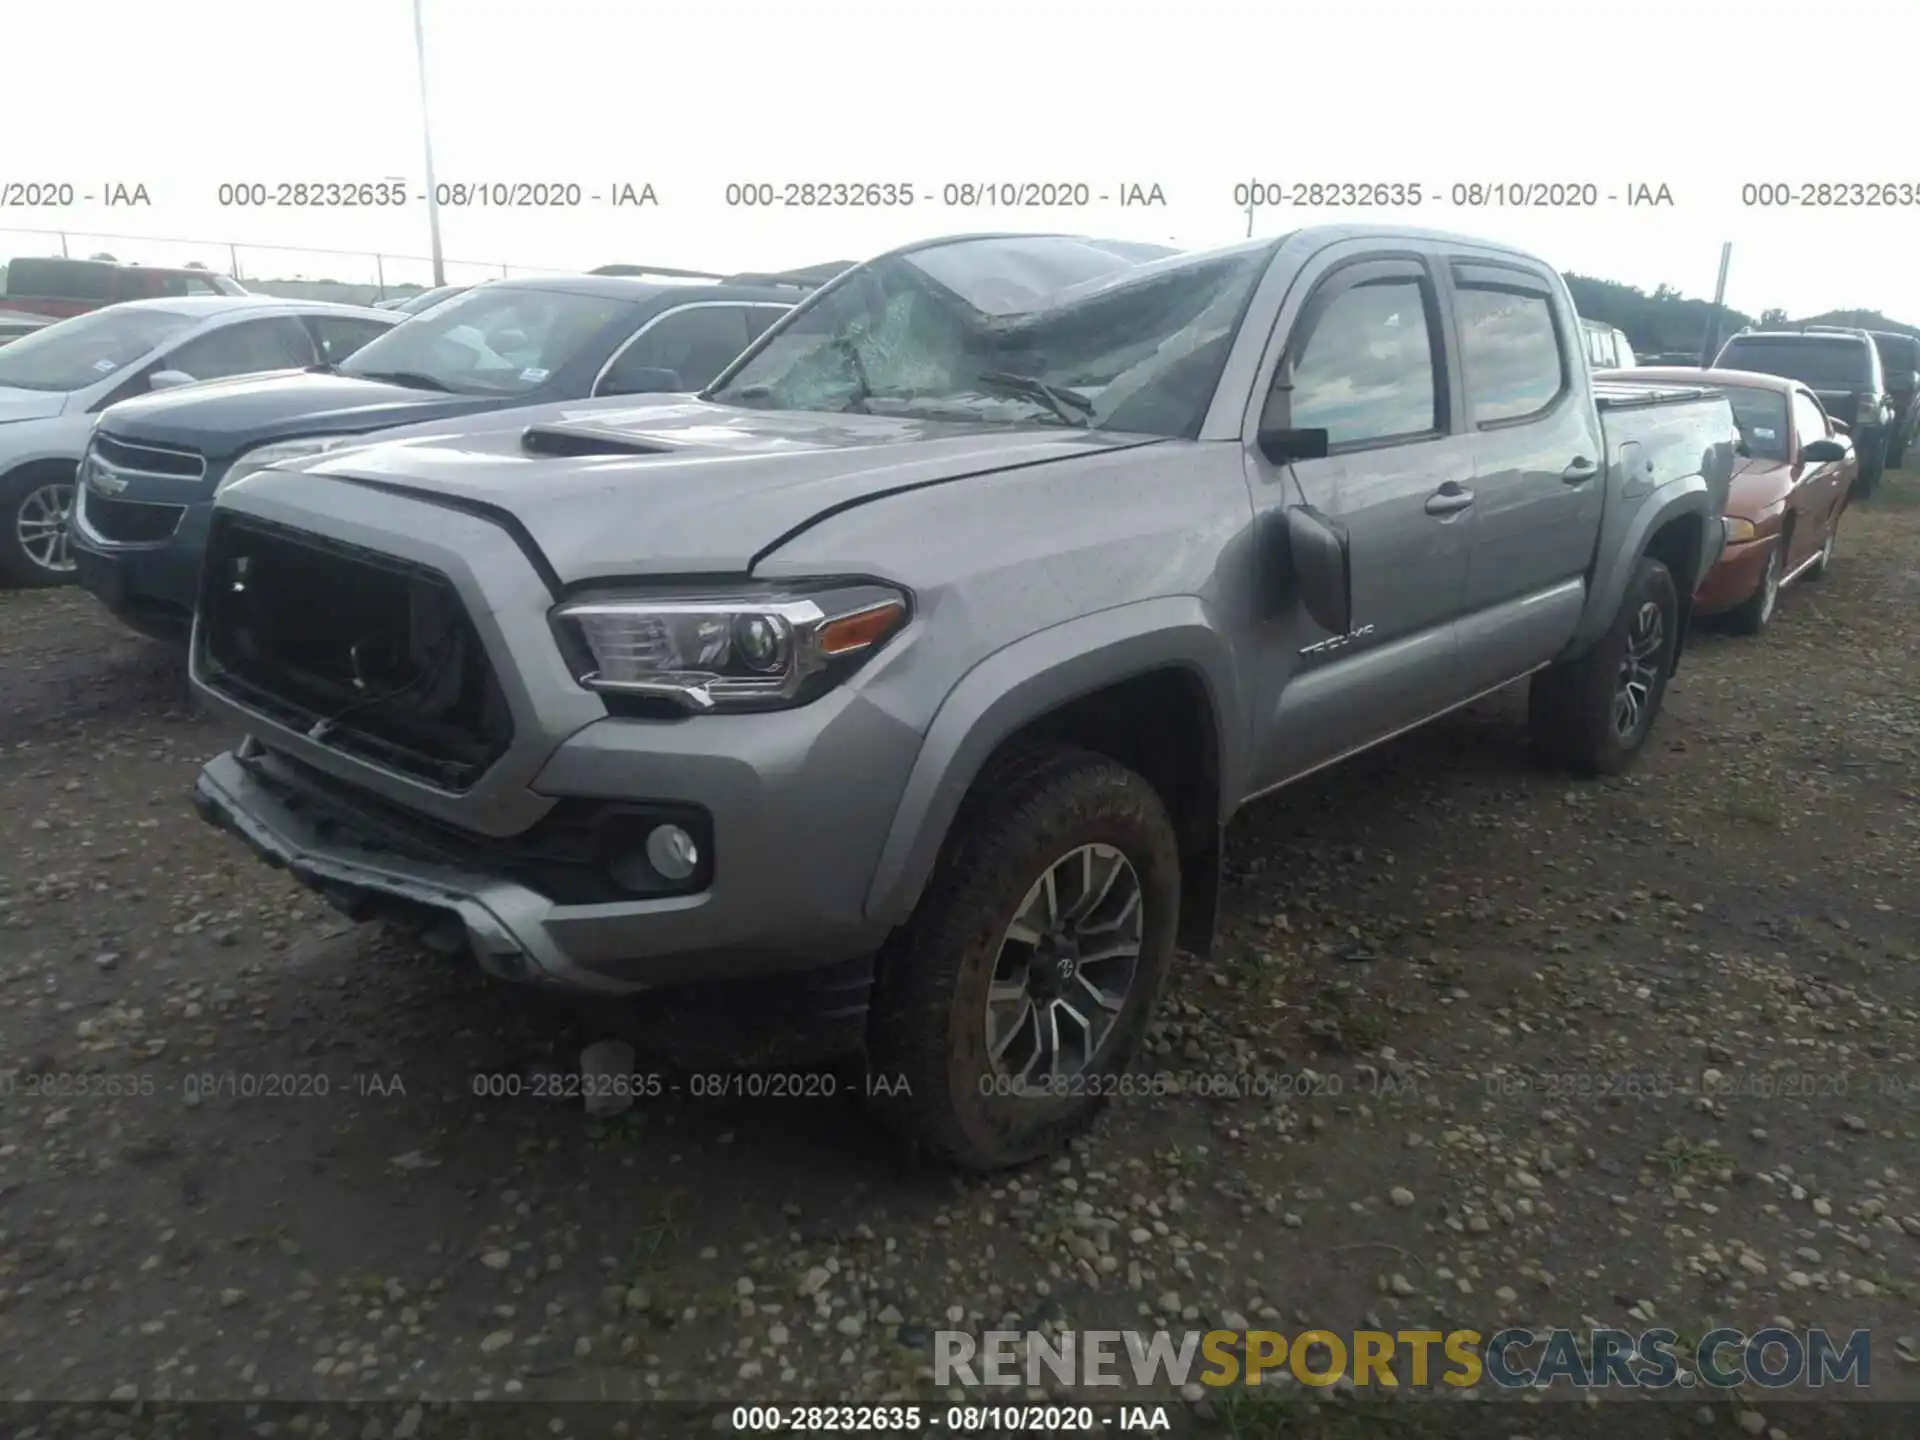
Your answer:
0;471;77;587
866;745;1180;1171
1528;555;1678;776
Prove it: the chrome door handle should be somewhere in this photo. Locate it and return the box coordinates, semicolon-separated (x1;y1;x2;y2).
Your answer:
1562;456;1599;484
1424;483;1474;515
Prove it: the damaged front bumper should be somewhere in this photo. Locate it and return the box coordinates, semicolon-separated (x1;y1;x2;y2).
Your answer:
194;744;642;992
192;736;904;996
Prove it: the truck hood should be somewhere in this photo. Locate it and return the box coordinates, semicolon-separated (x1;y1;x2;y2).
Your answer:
96;370;511;454
0;388;70;424
281;398;1163;581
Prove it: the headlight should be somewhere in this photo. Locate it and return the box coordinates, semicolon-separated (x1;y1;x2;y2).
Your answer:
215;435;355;494
554;583;910;712
1724;517;1758;544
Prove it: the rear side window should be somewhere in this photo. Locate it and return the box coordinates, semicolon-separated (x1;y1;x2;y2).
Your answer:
1286;278;1440;447
1454;285;1567;425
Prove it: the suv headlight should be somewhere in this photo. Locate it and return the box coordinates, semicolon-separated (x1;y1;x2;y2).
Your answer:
554;583;910;712
215;435;355;494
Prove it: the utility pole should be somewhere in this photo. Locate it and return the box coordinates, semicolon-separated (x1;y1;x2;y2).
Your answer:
412;0;446;286
1244;197;1256;239
1698;242;1732;368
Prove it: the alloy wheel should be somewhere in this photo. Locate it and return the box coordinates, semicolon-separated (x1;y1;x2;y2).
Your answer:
14;481;76;576
1757;546;1781;626
984;843;1144;1090
1611;600;1666;741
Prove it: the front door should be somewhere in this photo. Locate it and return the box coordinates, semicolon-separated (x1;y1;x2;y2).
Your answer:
1243;251;1477;793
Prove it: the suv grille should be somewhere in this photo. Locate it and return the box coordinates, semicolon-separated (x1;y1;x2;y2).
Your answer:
77;486;185;544
92;433;206;479
197;513;514;792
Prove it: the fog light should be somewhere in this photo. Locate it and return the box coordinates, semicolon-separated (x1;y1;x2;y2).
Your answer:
645;824;700;882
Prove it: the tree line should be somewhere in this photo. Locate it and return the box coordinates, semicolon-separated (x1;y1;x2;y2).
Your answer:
1565;273;1918;362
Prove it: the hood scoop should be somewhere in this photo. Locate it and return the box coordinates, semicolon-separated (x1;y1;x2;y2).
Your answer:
520;423;675;458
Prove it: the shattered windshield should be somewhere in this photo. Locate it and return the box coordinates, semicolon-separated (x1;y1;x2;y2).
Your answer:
706;235;1274;439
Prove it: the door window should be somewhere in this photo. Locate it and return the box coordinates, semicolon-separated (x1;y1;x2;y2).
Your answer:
601;305;754;393
167;316;315;381
1454;285;1566;425
1285;278;1440;448
1791;389;1831;444
307;315;392;366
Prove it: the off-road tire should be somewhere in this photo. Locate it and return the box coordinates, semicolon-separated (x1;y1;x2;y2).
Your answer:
1529;555;1679;776
0;470;76;588
865;744;1181;1171
1725;533;1783;636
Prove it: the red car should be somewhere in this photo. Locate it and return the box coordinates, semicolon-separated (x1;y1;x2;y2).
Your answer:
0;256;246;322
1607;366;1854;634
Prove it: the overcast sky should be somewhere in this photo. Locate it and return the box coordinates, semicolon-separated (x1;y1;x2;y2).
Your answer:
9;0;1916;319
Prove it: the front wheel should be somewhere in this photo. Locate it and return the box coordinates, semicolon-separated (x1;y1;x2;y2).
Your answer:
865;745;1180;1171
0;471;78;588
1529;555;1679;776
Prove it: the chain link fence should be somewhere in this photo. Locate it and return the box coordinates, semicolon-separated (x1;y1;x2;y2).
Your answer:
0;226;567;306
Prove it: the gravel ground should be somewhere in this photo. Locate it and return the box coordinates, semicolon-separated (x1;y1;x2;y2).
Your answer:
1;482;1916;1435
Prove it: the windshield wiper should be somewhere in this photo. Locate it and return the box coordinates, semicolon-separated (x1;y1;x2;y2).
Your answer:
349;369;451;392
972;370;1094;427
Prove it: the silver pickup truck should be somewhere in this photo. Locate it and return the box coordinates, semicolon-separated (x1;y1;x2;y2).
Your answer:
188;225;1736;1169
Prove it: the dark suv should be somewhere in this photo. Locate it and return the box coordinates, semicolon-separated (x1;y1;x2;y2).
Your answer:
72;269;817;641
1714;328;1892;496
1806;327;1920;468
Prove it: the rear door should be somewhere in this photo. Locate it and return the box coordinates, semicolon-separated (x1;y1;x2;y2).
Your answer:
1446;258;1604;685
1242;247;1476;790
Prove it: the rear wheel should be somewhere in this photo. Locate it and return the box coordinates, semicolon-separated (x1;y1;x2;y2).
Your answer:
865;745;1180;1171
1804;517;1837;581
1529;555;1678;776
1725;535;1783;636
0;470;77;588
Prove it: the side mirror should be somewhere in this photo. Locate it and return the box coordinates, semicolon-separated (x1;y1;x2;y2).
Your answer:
1799;438;1848;463
1284;504;1352;636
1256;385;1331;465
147;369;196;391
1733;435;1752;459
599;367;684;397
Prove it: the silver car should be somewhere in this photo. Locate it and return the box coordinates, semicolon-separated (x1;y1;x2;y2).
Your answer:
0;296;397;586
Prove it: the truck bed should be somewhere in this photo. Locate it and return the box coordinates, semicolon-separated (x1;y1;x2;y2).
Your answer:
1591;378;1724;410
1592;378;1739;601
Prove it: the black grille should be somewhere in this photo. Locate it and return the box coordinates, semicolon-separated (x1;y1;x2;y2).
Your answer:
81;489;184;544
92;432;205;478
239;745;712;906
198;513;514;792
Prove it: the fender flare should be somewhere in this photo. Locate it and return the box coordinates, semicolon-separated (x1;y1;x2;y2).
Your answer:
1565;476;1712;658
862;596;1245;927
